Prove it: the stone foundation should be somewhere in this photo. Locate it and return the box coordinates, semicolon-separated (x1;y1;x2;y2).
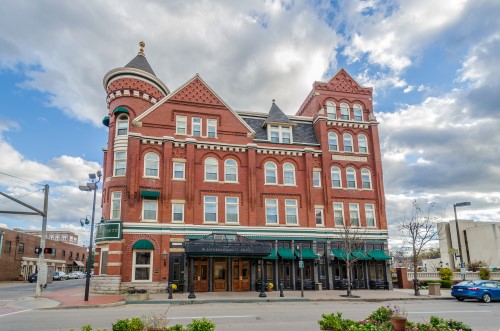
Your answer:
120;281;167;293
90;275;122;294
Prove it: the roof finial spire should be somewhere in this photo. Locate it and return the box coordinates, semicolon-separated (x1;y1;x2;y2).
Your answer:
272;99;275;103
138;41;145;56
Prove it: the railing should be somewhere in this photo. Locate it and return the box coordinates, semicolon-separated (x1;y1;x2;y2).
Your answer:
407;271;500;281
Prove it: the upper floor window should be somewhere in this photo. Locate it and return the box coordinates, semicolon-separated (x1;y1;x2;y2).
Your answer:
225;197;239;223
326;101;336;119
173;162;185;180
116;115;129;136
349;203;360;226
331;167;342;188
269;125;292;144
283;162;296;185
340;103;350;120
365;204;376;227
224;159;238;182
207;119;217;138
142;200;158;222
285;200;298;225
328;132;338;151
346;167;357;188
315;208;324;226
353;104;363;121
265;161;277;184
358;134;368;153
172;203;184;223
265;199;278;224
114;151;127;176
111;191;121;220
313;170;321;188
204;196;218;223
176;115;187;135
333;202;344;226
192;117;202;137
204;157;218;181
144;152;159;177
361;169;372;189
343;133;353;152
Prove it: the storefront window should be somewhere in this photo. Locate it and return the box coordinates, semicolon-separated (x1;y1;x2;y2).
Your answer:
133;250;152;281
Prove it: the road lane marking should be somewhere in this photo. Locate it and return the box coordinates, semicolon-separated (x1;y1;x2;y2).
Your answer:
0;309;32;318
408;310;490;314
168;315;256;320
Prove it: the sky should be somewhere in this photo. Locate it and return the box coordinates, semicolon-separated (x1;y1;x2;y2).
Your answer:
0;0;499;249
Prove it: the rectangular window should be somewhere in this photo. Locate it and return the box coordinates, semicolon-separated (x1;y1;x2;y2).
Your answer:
282;127;291;144
315;208;324;226
143;200;158;221
62;250;66;258
114;151;127;176
225;197;239;223
268;125;292;144
133;250;152;281
117;121;128;136
285;199;298;225
100;250;108;275
313;170;321;187
173;162;185;180
111;192;121;220
207;119;217;138
176;115;187;135
365;204;376;227
333;202;344;226
349;203;360;226
265;199;278;224
270;126;280;143
3;240;11;253
18;243;24;254
204;196;217;223
192;117;202;137
172;203;184;223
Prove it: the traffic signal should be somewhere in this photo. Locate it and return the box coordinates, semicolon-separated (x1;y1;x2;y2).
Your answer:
35;247;42;254
44;247;54;254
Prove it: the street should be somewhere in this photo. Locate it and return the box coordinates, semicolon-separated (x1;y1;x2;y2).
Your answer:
0;278;86;301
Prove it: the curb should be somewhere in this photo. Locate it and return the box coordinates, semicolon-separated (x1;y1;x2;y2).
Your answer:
47;301;127;310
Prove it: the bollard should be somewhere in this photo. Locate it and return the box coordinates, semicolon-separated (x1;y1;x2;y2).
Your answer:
279;282;284;297
168;283;173;300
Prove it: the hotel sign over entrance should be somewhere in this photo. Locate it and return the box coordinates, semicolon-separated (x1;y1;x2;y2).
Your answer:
184;233;271;257
95;221;122;242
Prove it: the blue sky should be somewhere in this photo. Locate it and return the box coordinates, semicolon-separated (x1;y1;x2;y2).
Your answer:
1;0;499;247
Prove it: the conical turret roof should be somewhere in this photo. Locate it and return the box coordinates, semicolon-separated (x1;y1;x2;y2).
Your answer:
124;41;156;76
265;100;292;125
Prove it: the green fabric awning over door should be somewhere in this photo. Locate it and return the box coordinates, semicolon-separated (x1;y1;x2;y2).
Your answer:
295;248;318;259
264;249;278;260
368;250;391;260
113;106;129;116
277;248;295;259
351;250;371;260
331;249;347;260
140;190;160;199
132;239;154;250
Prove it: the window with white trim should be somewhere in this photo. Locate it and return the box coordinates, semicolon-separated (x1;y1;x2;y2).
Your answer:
173;162;185;180
225;197;239;223
346;167;357;189
204;196;217;223
207;119;217;138
224;159;238;182
142;200;158;221
111;192;121;220
361;168;372;189
285;199;298;225
358;134;368;153
265;199;278;224
315;208;324;226
328;132;338;151
331;167;342;188
268;125;292;144
172;203;184;223
204;157;218;181
176;115;187;135
116;115;129;136
313;170;321;188
343;133;353;152
365;204;376;227
349;203;360;226
114;151;127;176
340;103;350;120
353;104;363;121
265;161;277;184
133;250;152;282
192;117;202;137
326;101;336;119
144;152;159;177
333;202;344;226
283;162;296;185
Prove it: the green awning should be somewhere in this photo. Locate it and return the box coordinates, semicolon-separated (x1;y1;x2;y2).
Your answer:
141;190;160;199
277;248;295;259
351;250;371;260
102;116;110;127
132;239;154;250
264;249;278;260
331;249;348;260
113;107;129;116
368;250;391;260
295;248;318;260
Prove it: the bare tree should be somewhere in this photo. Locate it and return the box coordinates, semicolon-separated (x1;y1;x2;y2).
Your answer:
336;223;368;297
398;201;438;296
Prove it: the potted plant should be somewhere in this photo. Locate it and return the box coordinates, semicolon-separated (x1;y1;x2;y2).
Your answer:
389;305;407;331
125;288;149;302
265;282;274;291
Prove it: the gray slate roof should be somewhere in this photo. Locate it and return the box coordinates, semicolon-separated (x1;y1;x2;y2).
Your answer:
125;54;156;76
265;103;292;124
241;116;319;145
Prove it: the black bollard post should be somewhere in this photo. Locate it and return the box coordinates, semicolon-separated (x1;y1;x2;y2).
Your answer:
279;281;284;297
168;282;173;300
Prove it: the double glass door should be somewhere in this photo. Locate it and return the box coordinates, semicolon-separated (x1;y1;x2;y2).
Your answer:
232;258;250;291
193;258;209;292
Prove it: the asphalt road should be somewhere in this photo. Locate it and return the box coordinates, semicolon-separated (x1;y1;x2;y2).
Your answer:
0;278;85;301
0;298;499;331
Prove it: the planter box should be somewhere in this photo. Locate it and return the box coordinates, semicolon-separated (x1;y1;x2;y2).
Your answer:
125;293;149;302
428;283;441;296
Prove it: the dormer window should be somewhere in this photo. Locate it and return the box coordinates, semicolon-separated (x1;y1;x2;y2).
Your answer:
268;125;292;144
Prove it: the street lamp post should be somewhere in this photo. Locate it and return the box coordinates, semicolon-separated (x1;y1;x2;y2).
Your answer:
453;201;471;281
79;171;102;301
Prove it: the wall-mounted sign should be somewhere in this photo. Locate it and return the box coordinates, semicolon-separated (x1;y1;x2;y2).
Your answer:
95;221;122;242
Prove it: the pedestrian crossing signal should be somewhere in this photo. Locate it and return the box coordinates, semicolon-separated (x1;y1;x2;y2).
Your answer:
35;247;42;254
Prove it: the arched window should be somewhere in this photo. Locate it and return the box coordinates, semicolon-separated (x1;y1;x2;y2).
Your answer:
283;162;296;185
265;161;277;184
358;134;368;153
224;159;238;182
204;157;218;181
326;101;336;119
361;168;372;189
340;103;350;120
144;152;159;177
116;115;129;136
328;132;338;151
343;133;353;152
353;104;363;121
346;168;357;188
331;167;342;188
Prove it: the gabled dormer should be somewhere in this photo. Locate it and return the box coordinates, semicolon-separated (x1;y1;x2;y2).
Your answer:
263;100;296;144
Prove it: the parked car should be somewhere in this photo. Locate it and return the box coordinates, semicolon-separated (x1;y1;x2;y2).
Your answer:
52;271;69;281
68;271;86;279
451;280;500;303
28;273;37;283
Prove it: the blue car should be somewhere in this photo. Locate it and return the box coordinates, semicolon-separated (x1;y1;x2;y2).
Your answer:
451;280;500;303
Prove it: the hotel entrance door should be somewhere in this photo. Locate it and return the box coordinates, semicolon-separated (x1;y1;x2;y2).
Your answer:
213;258;227;291
231;258;250;291
193;258;209;292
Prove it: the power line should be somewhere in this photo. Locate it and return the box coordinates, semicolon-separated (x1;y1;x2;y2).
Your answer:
0;188;45;206
0;171;44;186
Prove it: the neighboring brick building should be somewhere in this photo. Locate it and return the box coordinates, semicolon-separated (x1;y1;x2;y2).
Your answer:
92;42;390;294
22;230;79;245
0;227;88;281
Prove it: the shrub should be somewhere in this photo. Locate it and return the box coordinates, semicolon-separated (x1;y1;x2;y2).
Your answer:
479;267;491;280
440;280;452;288
318;312;357;331
367;306;392;324
112;318;143;331
187;318;215;331
127;288;147;294
430;316;472;331
168;324;187;331
439;267;453;281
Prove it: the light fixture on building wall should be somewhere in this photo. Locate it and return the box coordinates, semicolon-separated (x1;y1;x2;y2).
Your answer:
162;250;168;266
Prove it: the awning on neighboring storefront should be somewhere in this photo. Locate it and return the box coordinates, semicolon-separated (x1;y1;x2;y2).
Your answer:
102;116;110;127
277;248;295;259
113;106;129;116
264;249;278;260
184;233;271;257
351;250;371;260
331;249;348;260
140;190;160;199
132;239;155;250
368;250;391;260
73;260;85;267
295;248;318;259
